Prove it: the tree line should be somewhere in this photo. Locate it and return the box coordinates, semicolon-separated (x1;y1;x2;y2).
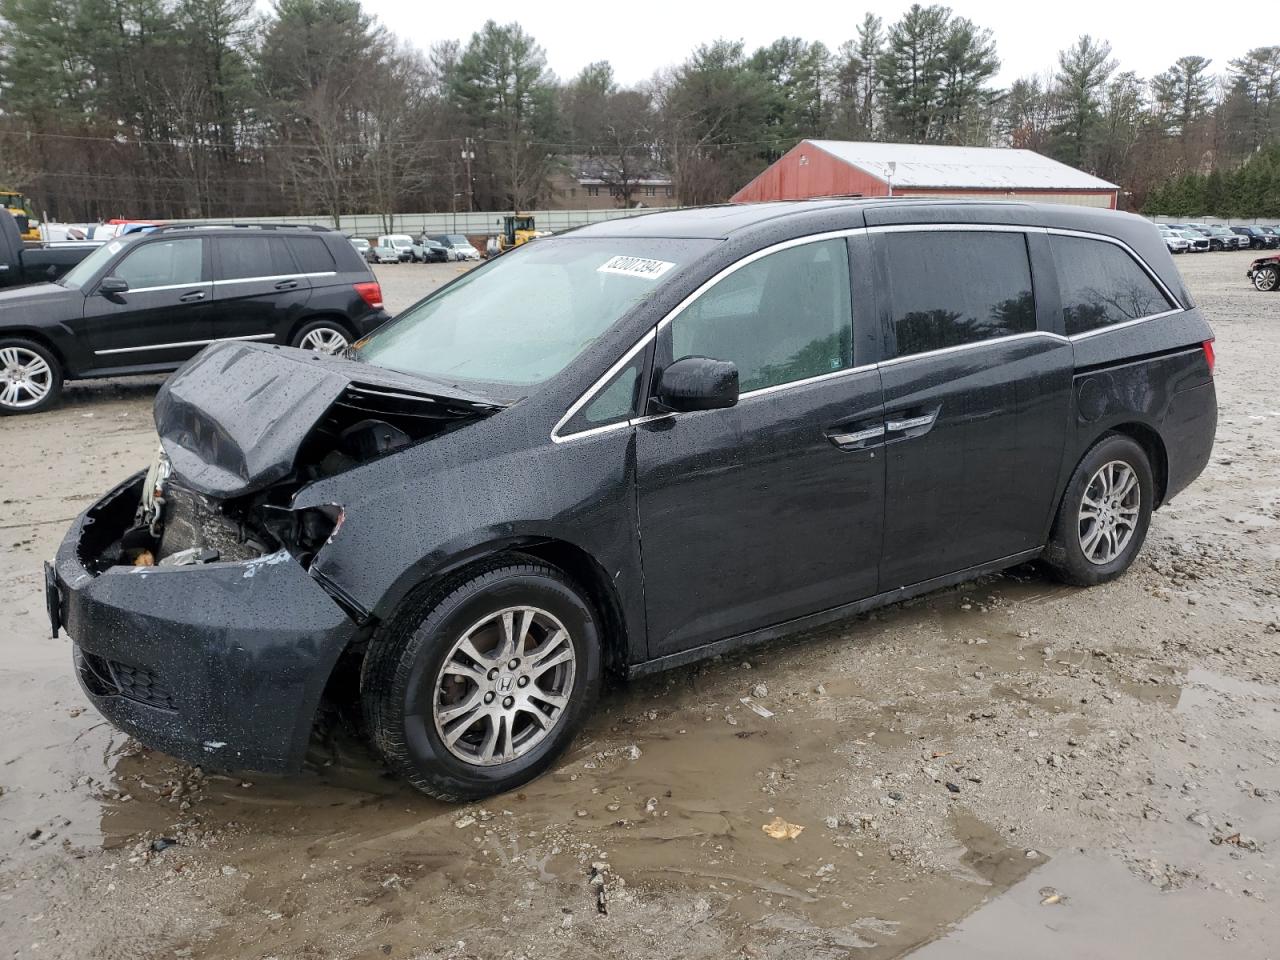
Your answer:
0;0;1276;224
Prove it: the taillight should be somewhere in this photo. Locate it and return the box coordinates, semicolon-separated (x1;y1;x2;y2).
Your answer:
1202;340;1215;375
354;281;383;310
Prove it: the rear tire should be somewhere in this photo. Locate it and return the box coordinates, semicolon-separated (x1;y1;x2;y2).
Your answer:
292;320;351;354
1043;434;1154;587
0;338;63;414
362;559;602;801
1254;265;1279;292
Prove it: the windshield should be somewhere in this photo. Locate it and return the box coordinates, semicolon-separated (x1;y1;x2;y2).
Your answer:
355;237;717;398
446;235;471;245
57;238;125;290
389;236;412;248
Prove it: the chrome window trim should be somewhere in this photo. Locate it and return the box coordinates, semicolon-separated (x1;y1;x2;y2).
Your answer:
109;280;212;295
1066;307;1184;340
869;223;1047;235
94;332;275;356
551;221;1190;442
877;330;1069;368
550;328;655;444
738;361;879;399
211;271;336;287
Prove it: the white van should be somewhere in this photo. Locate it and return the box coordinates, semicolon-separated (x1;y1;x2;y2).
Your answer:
376;234;414;262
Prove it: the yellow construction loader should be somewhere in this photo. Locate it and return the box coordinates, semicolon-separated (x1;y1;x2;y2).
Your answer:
0;191;40;242
497;214;545;253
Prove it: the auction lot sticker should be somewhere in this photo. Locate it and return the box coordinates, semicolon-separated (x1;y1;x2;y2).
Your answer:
598;255;676;280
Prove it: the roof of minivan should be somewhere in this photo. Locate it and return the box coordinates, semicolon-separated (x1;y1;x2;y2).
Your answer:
570;198;1137;240
569;198;1194;310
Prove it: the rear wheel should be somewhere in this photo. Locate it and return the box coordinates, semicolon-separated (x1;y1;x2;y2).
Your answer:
0;338;62;414
362;559;602;800
1044;434;1154;587
1254;264;1279;292
292;320;350;354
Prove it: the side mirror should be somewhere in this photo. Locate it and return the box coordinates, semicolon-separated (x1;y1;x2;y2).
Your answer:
657;356;739;412
98;276;129;295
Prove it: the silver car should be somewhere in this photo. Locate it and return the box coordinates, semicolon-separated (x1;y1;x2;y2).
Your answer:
1157;226;1190;254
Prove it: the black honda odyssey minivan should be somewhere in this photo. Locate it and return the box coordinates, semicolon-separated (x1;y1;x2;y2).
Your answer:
48;199;1217;800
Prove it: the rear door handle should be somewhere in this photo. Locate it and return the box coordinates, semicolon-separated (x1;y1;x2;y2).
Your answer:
275;279;299;290
178;290;206;303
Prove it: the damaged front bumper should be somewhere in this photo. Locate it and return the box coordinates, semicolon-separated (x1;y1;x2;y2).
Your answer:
47;473;362;773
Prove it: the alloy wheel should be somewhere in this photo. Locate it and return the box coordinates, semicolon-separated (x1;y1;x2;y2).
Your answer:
1255;266;1278;292
432;606;576;766
298;327;349;354
0;346;53;410
1078;460;1141;565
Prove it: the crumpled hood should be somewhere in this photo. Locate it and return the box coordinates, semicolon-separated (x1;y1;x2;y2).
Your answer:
154;341;499;498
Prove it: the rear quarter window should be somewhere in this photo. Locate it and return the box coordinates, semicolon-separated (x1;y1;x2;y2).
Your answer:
286;236;338;274
1050;235;1174;335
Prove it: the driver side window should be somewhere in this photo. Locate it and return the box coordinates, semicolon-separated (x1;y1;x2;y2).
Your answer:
114;238;204;290
670;238;853;393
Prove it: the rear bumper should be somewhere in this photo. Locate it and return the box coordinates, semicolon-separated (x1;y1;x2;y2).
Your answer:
354;309;390;337
48;474;360;773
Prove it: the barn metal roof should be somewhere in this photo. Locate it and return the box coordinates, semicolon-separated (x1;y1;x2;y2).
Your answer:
806;140;1119;191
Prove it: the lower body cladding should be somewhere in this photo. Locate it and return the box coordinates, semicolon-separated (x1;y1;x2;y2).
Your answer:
47;473;361;773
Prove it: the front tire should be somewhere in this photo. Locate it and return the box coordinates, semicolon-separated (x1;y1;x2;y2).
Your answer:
362;559;602;800
0;338;63;414
1254;265;1279;292
1044;434;1154;587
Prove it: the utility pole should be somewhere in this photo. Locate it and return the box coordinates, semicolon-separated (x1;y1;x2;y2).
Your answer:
461;138;476;213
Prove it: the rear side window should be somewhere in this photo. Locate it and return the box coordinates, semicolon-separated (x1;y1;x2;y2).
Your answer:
882;231;1035;358
671;238;853;393
216;236;295;281
1051;235;1173;335
286;236;337;274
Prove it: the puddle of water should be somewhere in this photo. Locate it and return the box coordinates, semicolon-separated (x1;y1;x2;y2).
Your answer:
912;664;1280;959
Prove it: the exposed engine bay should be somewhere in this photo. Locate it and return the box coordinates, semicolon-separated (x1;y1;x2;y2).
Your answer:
88;341;502;574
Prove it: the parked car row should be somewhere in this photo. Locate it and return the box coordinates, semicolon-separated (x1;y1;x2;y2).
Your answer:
348;233;483;265
1158;221;1280;252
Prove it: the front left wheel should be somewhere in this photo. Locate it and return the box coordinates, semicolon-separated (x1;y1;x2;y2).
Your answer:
1254;264;1279;292
0;338;63;414
362;559;603;800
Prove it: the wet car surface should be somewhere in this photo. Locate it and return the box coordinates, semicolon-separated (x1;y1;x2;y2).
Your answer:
44;201;1218;804
3;250;1277;960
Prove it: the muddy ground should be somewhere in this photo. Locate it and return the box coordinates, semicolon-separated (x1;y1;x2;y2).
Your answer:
1;251;1278;959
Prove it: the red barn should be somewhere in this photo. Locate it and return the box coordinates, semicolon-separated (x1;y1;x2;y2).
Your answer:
732;140;1119;209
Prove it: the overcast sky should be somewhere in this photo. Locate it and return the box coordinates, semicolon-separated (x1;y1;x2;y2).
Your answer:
358;0;1251;87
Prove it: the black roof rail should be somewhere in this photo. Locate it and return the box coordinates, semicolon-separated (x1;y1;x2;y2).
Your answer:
149;222;334;234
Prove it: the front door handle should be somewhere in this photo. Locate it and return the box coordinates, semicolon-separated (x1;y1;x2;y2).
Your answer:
275;280;299;290
828;424;885;448
886;412;936;432
179;290;206;303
